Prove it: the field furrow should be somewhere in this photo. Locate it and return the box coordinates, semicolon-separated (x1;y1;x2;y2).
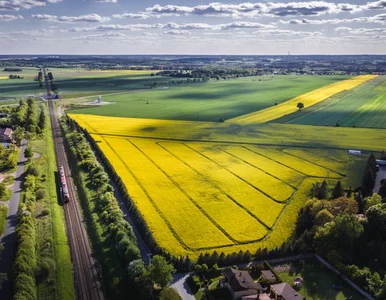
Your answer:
160;142;285;228
224;146;304;187
105;137;233;249
282;149;348;174
188;143;294;202
131;139;268;242
244;146;342;178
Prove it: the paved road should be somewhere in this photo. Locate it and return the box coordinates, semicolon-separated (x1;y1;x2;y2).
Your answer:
375;166;386;194
171;273;195;300
0;139;28;300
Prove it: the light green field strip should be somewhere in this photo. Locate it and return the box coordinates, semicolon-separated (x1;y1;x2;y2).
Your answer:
160;142;284;228
188;143;294;202
105;137;232;249
282;149;348;175
224;146;305;187
94;135;189;256
245;146;342;178
131;139;268;242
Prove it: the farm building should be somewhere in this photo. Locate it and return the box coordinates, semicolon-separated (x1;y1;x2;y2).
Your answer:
260;270;278;284
347;150;361;155
222;268;263;299
0;128;13;143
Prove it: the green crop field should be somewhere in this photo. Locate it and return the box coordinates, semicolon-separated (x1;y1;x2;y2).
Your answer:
68;75;350;122
0;67;163;99
285;75;386;128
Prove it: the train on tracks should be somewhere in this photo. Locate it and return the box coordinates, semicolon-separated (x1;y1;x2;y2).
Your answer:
59;165;70;203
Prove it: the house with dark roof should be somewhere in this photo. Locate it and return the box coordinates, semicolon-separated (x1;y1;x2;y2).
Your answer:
222;268;263;300
260;270;278;284
270;283;305;300
0;128;13;143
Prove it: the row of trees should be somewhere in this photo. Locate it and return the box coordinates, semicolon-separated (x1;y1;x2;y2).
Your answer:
12;162;48;299
8;75;23;79
362;154;378;197
144;78;208;89
156;67;264;80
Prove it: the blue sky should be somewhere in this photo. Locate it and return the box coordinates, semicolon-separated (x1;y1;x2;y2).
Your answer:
0;0;385;55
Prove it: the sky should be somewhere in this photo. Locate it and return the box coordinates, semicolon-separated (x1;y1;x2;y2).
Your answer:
0;0;385;55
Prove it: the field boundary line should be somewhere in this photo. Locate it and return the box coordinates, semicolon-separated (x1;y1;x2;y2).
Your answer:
157;142;273;232
183;143;290;204
281;149;346;177
307;149;348;164
101;137;193;252
127;139;238;246
223;147;299;190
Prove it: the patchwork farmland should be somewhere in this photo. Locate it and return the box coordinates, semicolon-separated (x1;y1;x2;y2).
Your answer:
69;114;368;258
286;75;386;128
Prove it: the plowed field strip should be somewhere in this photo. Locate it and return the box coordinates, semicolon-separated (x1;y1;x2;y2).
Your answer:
131;139;267;242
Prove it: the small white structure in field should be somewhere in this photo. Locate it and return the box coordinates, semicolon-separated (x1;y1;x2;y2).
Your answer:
97;95;102;103
348;150;362;155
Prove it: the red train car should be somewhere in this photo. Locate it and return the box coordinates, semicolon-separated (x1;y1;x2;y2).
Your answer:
59;165;70;203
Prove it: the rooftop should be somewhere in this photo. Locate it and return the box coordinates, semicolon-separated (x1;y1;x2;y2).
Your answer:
271;283;304;300
223;268;262;292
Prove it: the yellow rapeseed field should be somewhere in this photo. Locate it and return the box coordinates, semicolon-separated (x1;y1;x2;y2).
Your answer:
0;76;8;80
229;75;377;124
68;112;384;259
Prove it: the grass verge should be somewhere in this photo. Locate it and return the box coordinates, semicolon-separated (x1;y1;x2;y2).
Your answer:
0;205;7;236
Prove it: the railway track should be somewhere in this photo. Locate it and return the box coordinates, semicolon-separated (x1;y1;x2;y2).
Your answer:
44;68;105;300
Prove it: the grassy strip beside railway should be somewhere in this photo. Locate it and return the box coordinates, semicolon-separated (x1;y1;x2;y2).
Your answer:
0;205;7;236
13;103;74;300
61;119;143;300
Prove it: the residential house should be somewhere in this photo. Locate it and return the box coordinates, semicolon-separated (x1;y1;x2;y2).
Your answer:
0;128;13;143
222;268;263;300
270;283;305;300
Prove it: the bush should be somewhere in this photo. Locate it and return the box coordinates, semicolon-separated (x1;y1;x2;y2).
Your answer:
26;165;39;177
35;189;46;200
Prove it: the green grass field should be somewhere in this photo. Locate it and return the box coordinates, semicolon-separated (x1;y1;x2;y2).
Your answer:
0;67;163;99
276;259;364;300
0;205;7;236
69;75;350;122
286;76;386;128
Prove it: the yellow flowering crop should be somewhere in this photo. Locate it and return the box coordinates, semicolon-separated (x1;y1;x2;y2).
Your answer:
229;75;377;124
0;76;9;80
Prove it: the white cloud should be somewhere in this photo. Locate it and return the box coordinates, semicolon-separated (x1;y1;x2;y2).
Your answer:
145;2;364;18
163;29;191;35
0;0;62;11
278;14;386;25
112;13;150;19
0;14;22;21
366;1;386;10
32;13;110;23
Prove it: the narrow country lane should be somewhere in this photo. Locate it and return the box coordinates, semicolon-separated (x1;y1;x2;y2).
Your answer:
0;139;28;300
170;273;195;300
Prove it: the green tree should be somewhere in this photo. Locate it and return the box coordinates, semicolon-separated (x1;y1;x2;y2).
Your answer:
0;182;7;199
332;180;344;199
366;203;386;241
24;147;33;159
159;288;182;300
317;180;327;199
148;255;175;289
314;214;364;263
13;126;24;146
297;102;304;111
365;193;382;211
